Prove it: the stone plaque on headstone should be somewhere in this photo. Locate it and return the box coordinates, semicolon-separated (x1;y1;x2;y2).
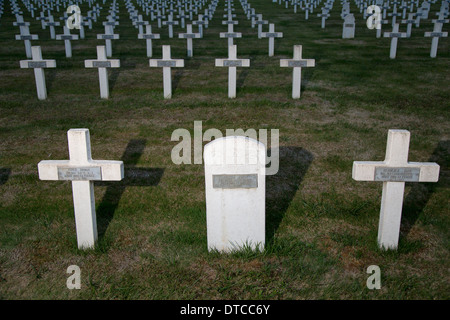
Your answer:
213;174;258;189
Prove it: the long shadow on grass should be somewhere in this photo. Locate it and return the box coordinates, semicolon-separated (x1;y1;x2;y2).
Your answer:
0;168;11;185
401;140;449;236
95;139;164;240
266;146;313;243
172;69;184;94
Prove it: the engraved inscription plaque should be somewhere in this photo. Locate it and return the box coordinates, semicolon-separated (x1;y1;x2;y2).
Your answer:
100;35;116;39
28;61;47;68
374;167;420;182
92;61;111;68
223;60;243;67
223;33;240;37
213;174;258;189
58;167;102;181
288;60;308;67
157;61;177;67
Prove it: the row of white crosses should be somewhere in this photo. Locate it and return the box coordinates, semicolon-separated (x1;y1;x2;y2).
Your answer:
37;127;440;251
19;41;315;101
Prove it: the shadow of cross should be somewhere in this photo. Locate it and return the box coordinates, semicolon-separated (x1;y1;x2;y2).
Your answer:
0;168;11;185
266;146;314;243
402;140;449;236
95;139;164;239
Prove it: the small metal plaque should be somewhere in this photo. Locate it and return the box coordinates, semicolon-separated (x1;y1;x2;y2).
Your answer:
101;35;116;39
157;61;177;67
344;24;355;27
264;32;281;37
223;60;243;67
58;167;102;181
181;34;197;38
213;174;258;189
92;61;111;68
430;32;444;37
143;35;159;39
389;32;403;37
28;61;47;68
223;33;240;37
288;60;308;67
20;35;33;40
59;35;74;40
374;167;420;182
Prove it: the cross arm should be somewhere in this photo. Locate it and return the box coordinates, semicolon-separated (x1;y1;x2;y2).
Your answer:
280;59;315;67
38;160;124;181
352;161;440;182
84;59;120;68
20;60;57;68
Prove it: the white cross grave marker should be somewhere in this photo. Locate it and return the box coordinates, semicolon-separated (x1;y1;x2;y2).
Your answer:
162;14;179;38
138;25;160;58
84;46;120;99
261;23;283;56
38;128;124;249
384;23;408;59
280;45;315;99
424;22;448;58
149;45;184;99
352;129;440;250
97;25;119;58
204;136;266;252
215;44;250;99
19;46;56;100
56;26;79;58
15;25;38;58
220;24;242;47
44;15;60;39
178;24;201;57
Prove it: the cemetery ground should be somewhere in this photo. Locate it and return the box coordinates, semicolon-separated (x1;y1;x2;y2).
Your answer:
0;1;449;300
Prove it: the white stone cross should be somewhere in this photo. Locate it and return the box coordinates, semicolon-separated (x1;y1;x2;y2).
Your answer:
97;25;120;58
162;14;179;38
38;128;124;249
133;14;149;35
352;129;440;250
43;15;60;39
383;23;408;59
56;26;79;58
317;9;331;29
19;46;56;100
204;136;266;252
424;22;448;58
138;25;160;58
401;13;416;37
15;25;38;58
84;46;120;99
149;45;184;99
220;24;242;47
215;45;250;99
177;10;190;28
178;24;201;57
193;14;208;37
254;14;268;38
261;23;283;56
280;45;315;99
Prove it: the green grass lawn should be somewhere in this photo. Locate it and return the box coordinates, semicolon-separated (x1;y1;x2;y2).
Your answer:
0;0;449;299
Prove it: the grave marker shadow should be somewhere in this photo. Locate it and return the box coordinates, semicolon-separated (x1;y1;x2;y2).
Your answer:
96;139;164;239
402;140;449;236
266;146;314;243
